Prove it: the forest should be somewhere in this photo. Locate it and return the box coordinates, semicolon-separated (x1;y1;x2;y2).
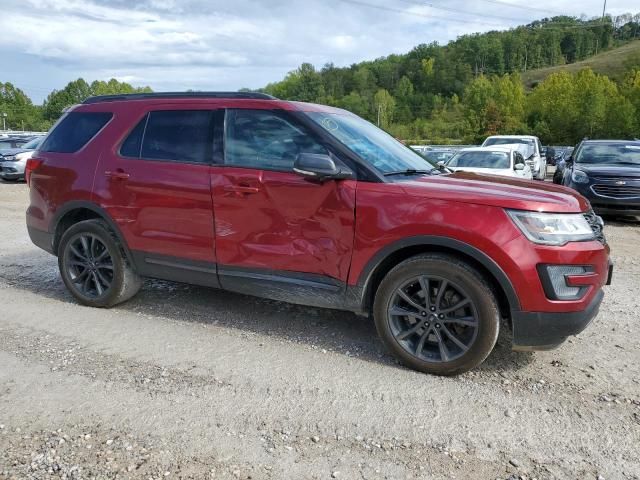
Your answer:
2;13;640;144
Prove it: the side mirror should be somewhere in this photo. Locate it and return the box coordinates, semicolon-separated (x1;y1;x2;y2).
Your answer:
514;163;525;171
293;153;352;182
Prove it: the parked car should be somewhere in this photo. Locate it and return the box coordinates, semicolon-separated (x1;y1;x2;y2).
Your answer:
423;148;456;164
444;146;533;180
562;140;640;217
482;135;546;180
26;92;611;375
0;136;33;151
552;147;576;184
0;136;43;181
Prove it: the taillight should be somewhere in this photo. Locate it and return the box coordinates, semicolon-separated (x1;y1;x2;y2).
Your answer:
25;158;43;186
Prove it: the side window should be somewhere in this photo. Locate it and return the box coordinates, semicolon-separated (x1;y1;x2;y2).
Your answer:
140;110;213;163
225;109;327;171
514;152;524;165
40;112;112;153
120;114;147;158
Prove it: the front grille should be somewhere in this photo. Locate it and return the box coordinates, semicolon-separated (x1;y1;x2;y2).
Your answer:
583;209;606;244
592;184;640;198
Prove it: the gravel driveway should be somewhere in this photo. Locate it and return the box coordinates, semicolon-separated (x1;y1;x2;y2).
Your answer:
0;181;639;479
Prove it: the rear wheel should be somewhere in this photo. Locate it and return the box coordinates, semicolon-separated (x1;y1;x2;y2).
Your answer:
373;253;499;375
58;219;141;307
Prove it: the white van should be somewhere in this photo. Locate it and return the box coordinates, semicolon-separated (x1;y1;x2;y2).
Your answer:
481;135;546;180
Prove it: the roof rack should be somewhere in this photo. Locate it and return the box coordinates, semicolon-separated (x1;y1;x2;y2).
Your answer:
82;92;276;104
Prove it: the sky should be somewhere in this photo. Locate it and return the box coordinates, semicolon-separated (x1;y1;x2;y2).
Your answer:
1;0;638;104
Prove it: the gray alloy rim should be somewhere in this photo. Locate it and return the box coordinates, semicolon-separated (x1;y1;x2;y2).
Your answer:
388;275;479;363
64;233;114;298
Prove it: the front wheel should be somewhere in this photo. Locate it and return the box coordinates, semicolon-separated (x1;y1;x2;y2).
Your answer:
58;219;141;308
373;253;500;375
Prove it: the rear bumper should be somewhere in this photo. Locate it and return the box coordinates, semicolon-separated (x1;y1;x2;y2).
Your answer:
27;225;55;255
511;289;604;350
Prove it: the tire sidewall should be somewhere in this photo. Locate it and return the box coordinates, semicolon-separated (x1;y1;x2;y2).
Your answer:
58;220;126;308
374;255;499;375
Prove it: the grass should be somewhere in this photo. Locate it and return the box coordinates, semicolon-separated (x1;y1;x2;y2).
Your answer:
522;40;640;88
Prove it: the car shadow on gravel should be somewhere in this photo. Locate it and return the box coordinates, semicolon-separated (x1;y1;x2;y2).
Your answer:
0;251;534;373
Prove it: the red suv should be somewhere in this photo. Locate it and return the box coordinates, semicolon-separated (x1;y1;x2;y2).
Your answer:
26;92;612;375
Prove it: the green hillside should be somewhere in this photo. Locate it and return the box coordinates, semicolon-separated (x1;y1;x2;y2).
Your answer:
522;40;640;88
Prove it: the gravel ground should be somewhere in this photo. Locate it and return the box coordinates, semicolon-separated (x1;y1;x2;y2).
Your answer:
0;180;639;480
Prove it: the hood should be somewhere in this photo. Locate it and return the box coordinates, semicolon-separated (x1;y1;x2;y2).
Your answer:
400;171;589;213
575;164;640;178
0;147;30;157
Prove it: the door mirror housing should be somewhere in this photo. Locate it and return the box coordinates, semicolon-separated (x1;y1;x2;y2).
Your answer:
514;163;525;171
293;153;353;182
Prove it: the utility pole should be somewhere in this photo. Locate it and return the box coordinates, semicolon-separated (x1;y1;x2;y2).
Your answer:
602;0;607;21
1;112;7;131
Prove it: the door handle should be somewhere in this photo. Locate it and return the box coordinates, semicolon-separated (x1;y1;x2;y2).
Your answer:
224;185;260;195
105;170;130;180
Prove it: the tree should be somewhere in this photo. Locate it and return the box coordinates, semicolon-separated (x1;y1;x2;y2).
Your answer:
373;89;395;129
42;78;151;121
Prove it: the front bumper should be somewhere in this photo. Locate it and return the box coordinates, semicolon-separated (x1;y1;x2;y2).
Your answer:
570;180;640;217
0;161;25;179
511;288;605;350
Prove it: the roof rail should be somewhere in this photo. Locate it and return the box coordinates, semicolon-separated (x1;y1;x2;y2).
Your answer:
82;92;277;104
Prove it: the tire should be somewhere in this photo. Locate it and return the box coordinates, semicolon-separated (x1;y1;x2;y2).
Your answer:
373;253;500;376
57;219;141;308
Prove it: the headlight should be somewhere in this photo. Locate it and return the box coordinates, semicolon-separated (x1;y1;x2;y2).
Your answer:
507;210;595;246
2;155;16;161
571;169;589;184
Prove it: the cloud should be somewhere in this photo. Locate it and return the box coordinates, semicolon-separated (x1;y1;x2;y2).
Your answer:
1;0;638;102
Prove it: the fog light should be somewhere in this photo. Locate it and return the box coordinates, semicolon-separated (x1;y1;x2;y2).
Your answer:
537;265;595;300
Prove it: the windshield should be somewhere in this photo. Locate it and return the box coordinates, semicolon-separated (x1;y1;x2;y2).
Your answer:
575;144;640;166
425;150;454;162
447;151;510;169
485;137;534;148
305;112;434;174
23;137;43;149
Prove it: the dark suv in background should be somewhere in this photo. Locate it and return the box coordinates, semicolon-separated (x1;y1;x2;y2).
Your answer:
563;140;640;218
26;92;611;375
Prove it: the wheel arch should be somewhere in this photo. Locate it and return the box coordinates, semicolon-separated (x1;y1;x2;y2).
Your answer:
51;201;134;265
357;236;520;318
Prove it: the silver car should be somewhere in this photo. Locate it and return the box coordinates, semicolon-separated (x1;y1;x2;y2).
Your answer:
0;137;43;181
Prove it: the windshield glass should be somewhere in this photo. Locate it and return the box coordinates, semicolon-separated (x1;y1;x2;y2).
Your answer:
447;151;510;169
305;112;434;174
485;137;534;149
575;144;640;166
23;137;43;149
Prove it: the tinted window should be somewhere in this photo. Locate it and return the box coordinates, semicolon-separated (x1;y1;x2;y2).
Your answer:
225;109;327;170
120;115;147;158
40;112;112;153
141;110;213;163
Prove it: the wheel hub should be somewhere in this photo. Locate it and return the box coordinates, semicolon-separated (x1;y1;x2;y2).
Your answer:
388;275;479;363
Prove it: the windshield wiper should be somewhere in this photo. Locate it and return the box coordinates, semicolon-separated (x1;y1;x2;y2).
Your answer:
383;169;434;177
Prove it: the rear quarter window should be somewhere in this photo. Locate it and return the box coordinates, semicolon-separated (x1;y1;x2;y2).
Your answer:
40;112;112;153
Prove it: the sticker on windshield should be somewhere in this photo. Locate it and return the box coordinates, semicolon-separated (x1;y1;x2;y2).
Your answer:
320;117;339;132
